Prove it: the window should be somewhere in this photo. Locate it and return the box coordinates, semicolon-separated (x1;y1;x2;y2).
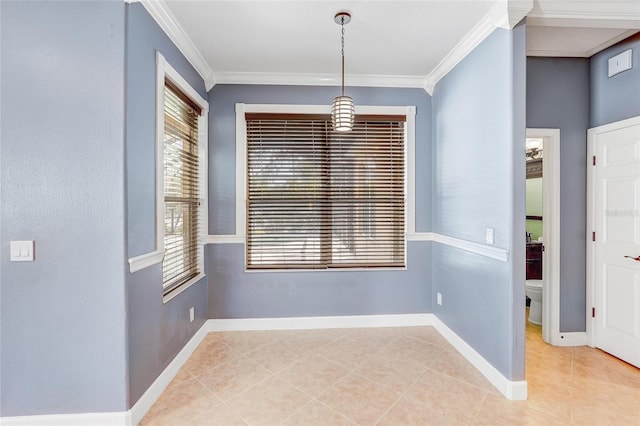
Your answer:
156;53;208;300
245;113;406;270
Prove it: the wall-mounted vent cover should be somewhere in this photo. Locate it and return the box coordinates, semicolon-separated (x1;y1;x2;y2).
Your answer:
608;49;632;77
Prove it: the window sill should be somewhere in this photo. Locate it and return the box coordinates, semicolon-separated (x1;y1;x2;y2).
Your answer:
244;266;408;274
128;249;164;273
162;273;206;303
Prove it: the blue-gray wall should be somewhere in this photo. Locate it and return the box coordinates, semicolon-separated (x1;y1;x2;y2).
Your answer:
125;3;208;407
207;85;433;318
526;57;590;332
1;1;128;415
590;34;640;128
431;25;527;380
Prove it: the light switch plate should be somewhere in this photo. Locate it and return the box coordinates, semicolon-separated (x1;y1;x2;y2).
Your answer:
485;228;495;245
608;49;632;77
10;240;35;261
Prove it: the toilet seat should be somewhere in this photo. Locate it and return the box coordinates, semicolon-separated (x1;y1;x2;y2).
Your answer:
526;279;543;289
525;280;543;325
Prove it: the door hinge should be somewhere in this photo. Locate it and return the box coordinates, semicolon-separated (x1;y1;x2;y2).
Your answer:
592;231;596;241
592;307;596;318
593;155;596;166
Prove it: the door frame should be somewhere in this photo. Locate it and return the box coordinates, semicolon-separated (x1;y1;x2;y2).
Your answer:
526;128;561;345
586;115;640;347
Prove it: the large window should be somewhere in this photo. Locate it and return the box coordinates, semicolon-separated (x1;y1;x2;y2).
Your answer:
156;53;208;300
245;113;406;270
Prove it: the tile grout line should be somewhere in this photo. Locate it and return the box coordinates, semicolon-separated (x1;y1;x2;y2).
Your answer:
372;367;430;425
468;390;490;425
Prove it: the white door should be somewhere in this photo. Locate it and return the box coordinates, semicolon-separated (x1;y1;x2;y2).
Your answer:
590;116;640;368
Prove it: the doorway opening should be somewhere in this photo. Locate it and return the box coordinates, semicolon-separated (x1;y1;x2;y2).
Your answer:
526;129;562;345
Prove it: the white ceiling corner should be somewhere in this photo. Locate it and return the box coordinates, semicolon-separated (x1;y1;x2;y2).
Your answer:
526;0;640;57
138;0;216;90
213;72;427;89
425;0;533;95
137;0;639;95
506;0;534;28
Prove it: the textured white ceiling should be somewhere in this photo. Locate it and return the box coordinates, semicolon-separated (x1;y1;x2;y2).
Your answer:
164;0;496;78
160;0;640;83
527;26;636;57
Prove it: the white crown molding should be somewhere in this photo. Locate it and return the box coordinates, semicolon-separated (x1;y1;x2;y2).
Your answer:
527;16;640;30
424;0;533;95
424;2;506;95
586;29;639;56
137;0;216;91
527;29;638;58
214;72;427;89
506;0;534;28
527;0;640;24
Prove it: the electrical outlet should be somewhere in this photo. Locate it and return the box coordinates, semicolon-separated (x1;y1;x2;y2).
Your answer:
437;292;442;306
189;307;195;323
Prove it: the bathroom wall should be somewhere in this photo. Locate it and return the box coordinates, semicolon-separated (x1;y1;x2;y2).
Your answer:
525;177;543;241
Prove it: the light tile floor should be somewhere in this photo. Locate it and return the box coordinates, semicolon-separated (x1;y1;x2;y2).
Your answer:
141;321;640;425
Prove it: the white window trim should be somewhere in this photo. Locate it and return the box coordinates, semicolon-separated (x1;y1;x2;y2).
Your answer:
154;52;209;302
235;103;416;269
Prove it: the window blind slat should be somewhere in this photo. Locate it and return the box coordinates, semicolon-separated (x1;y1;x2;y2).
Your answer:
246;113;405;269
162;81;201;294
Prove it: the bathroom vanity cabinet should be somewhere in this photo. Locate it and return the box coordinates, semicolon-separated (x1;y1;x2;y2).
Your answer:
526;243;543;279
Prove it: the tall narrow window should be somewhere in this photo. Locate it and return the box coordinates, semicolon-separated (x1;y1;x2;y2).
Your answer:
162;80;202;295
245;113;406;270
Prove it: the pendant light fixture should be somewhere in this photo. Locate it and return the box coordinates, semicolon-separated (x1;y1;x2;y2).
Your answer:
332;11;355;132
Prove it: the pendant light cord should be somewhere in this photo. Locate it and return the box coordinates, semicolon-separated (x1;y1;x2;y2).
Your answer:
341;17;345;97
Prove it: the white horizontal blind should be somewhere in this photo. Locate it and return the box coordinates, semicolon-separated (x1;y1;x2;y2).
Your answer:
246;113;405;269
163;80;201;294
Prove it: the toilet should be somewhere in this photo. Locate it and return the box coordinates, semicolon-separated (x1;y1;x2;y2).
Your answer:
525;280;543;325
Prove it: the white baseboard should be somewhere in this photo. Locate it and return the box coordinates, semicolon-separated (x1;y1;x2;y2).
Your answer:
0;321;210;426
432;317;528;401
206;313;435;332
206;314;526;400
552;331;587;347
0;313;529;425
129;321;210;425
0;412;130;426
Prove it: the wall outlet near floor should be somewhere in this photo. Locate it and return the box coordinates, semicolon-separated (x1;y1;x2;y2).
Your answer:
189;307;194;323
485;227;495;245
437;292;442;306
